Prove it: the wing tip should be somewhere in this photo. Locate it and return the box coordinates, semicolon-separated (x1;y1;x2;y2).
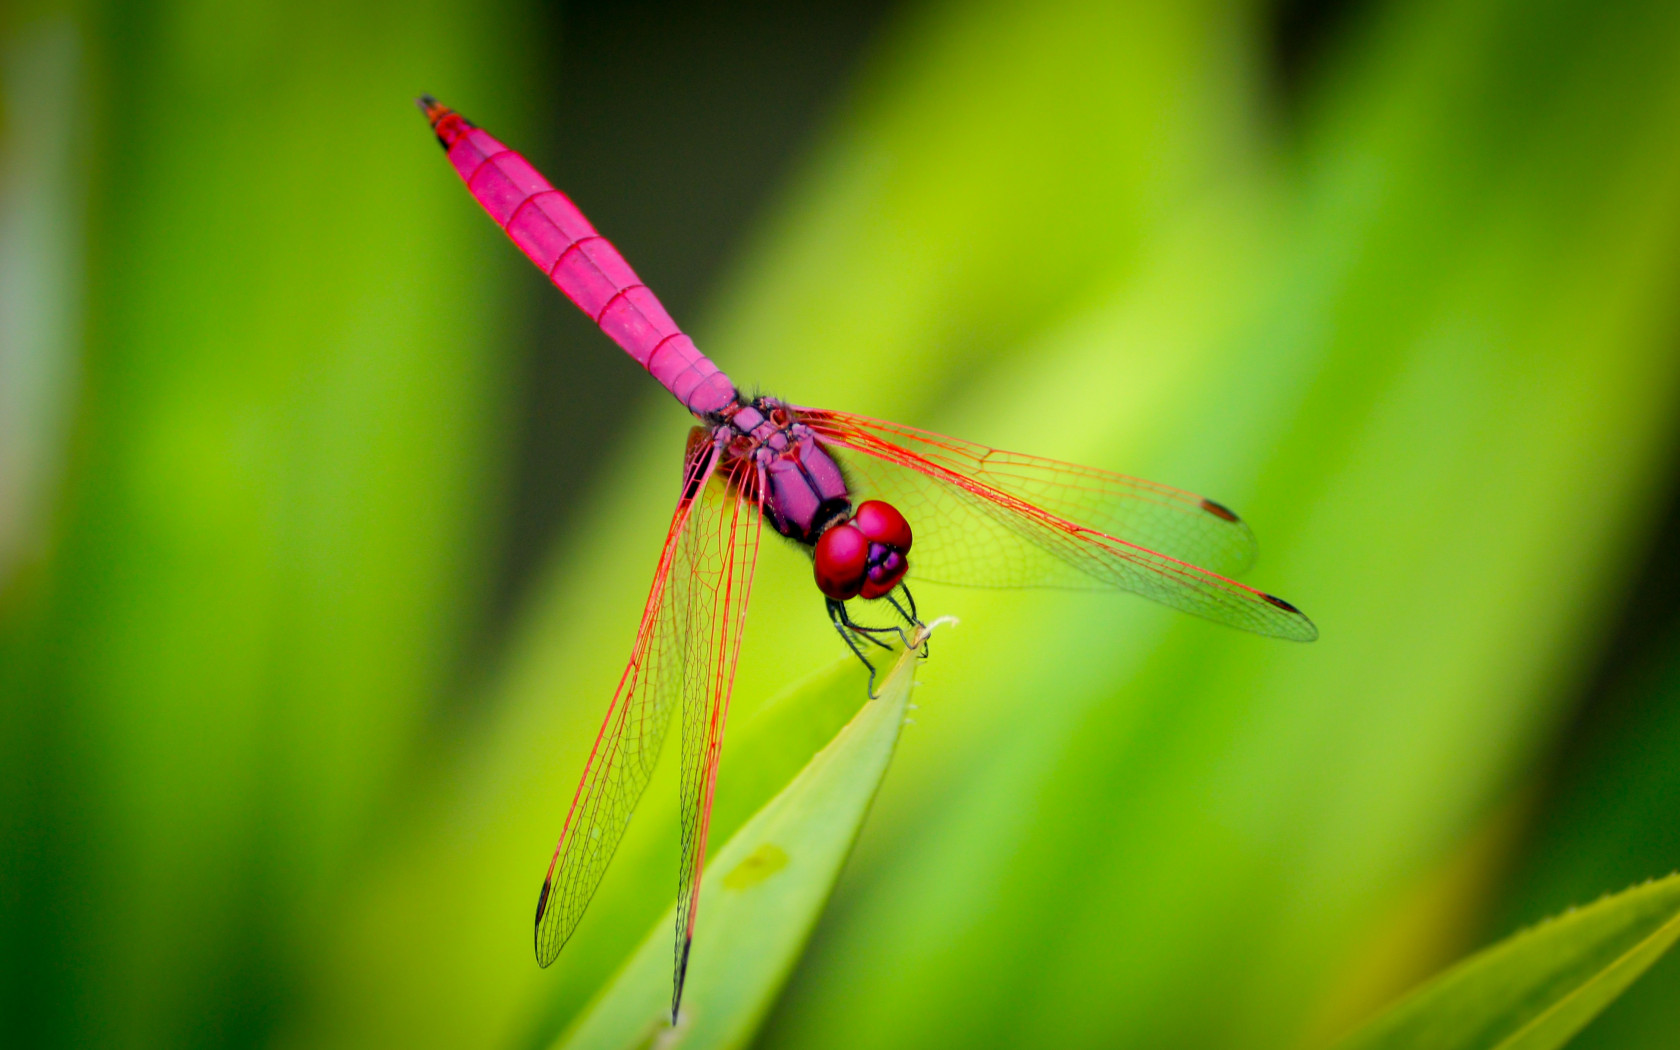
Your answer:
534;874;552;923
533;875;559;967
671;935;694;1025
1199;497;1241;524
1261;591;1319;642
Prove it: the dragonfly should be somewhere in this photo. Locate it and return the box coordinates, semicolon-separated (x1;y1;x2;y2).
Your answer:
417;96;1316;1022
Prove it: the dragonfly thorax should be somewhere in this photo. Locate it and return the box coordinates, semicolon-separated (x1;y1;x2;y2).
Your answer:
715;397;913;601
718;397;852;544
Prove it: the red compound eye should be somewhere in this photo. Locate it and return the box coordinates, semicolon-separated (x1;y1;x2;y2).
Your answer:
851;500;911;552
814;523;869;600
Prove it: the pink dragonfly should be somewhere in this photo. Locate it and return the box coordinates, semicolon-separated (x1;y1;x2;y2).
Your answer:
418;96;1315;1020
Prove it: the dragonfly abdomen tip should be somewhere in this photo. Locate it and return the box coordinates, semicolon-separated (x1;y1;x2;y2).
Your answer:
415;95;471;150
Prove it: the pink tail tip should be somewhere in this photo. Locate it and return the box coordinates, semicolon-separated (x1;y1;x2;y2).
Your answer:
415;94;471;149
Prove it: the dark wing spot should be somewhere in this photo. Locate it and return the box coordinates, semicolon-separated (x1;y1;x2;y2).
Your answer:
534;876;552;925
1200;498;1240;523
672;935;695;1023
1261;592;1301;614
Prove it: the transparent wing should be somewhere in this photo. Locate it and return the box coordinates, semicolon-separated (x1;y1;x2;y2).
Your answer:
672;452;763;1019
534;435;719;965
798;408;1257;575
796;408;1316;642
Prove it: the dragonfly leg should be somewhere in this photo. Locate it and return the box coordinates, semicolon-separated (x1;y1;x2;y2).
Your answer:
833;594;913;641
887;583;930;657
828;597;897;648
885;586;922;629
831;593;917;656
827;598;883;697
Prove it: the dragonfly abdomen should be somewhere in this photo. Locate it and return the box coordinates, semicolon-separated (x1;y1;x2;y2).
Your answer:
420;96;736;416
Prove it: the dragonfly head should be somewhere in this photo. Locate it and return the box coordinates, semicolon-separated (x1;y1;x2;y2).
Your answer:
814;500;912;601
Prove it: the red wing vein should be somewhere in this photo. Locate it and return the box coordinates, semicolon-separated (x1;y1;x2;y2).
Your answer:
798;409;1315;641
534;439;718;966
795;408;1259;577
673;455;763;1017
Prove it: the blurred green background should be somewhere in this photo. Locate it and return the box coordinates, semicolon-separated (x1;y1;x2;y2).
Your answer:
5;0;1680;1047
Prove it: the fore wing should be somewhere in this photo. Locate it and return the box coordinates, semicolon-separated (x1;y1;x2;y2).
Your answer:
797;409;1257;575
797;408;1315;642
534;436;719;965
672;452;763;1019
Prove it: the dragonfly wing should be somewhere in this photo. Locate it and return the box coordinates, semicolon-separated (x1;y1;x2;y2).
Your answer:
797;408;1315;642
534;436;720;966
796;409;1257;576
673;453;763;1019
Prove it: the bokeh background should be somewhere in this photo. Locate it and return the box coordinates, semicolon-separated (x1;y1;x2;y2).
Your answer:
5;0;1680;1047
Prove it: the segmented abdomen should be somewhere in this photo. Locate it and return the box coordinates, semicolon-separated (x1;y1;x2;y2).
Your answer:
423;99;735;416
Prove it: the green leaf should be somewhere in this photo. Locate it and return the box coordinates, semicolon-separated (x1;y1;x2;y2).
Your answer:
517;656;869;1023
553;627;931;1050
1333;875;1680;1050
1490;624;1680;1049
